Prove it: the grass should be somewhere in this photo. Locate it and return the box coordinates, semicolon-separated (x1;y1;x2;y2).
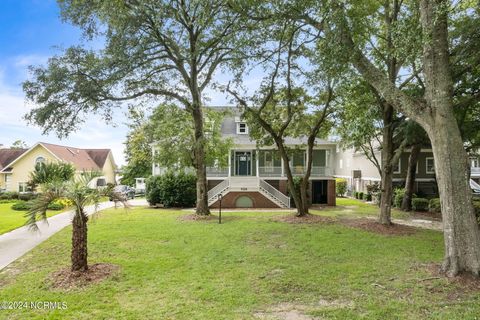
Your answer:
0;202;67;235
0;205;478;319
315;197;412;220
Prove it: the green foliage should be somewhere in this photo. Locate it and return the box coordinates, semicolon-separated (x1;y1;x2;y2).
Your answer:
18;193;36;201
335;178;347;197
147;104;233;170
393;188;405;208
473;199;480;225
11;201;32;211
363;193;372;201
47;202;64;211
121;107;152;186
146;172;196;208
412;198;429;212
358;192;364;200
429;198;442;213
30;162;75;186
10;140;28;149
0;192;19;200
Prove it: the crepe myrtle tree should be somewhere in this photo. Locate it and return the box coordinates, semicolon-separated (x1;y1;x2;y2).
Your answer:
23;0;244;216
26;171;126;272
227;21;334;216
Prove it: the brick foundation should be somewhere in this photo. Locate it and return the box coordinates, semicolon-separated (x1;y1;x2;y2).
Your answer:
210;192;280;208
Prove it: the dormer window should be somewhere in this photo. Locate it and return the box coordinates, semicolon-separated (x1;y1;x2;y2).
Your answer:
237;122;248;134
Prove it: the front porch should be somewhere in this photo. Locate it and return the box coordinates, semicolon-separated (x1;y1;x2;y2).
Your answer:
206;149;333;179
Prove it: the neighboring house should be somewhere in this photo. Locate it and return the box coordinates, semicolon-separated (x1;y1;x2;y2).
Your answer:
471;153;480;185
334;146;438;197
153;108;337;209
0;142;116;192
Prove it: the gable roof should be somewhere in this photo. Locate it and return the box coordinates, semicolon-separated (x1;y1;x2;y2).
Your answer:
0;142;114;172
0;149;27;171
40;143;111;171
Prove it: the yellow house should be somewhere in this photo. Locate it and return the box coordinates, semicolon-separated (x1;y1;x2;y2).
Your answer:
0;142;116;192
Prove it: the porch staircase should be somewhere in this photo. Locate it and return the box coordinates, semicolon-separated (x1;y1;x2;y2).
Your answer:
207;177;290;208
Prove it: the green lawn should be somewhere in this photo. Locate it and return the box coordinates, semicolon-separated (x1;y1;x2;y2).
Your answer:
0;202;67;235
0;205;478;319
316;197;411;219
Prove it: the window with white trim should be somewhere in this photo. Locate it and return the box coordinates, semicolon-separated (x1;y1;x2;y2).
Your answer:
18;182;32;193
393;158;401;174
236;122;248;134
471;157;479;168
426;157;435;174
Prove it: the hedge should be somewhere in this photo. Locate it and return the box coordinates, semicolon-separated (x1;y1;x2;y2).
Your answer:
11;201;32;211
363;193;372;201
335;178;347;197
412;198;429;212
146;171;196;207
429;198;441;213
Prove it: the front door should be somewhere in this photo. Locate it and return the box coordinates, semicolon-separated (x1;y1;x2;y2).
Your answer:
312;180;328;204
235;151;251;176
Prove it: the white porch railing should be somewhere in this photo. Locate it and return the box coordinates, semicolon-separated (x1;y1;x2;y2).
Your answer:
259;179;290;208
258;166;282;177
471;167;480;176
206;167;228;177
208;179;230;205
290;166;332;176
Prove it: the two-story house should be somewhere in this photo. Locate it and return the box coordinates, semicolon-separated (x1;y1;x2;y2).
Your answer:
153;108;337;208
334;146;438;197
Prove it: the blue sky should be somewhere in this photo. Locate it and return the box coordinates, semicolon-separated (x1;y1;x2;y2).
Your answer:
0;0;133;165
0;1;262;166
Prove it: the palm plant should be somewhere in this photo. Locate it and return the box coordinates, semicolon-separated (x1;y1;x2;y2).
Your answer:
27;171;105;272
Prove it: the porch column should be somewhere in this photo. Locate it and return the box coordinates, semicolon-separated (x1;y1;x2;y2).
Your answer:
256;150;259;177
228;149;231;177
281;157;285;177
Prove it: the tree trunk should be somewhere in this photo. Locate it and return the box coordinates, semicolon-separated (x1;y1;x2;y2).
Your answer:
333;0;480;276
191;105;210;216
276;140;306;216
420;0;480;276
379;104;394;225
401;144;421;211
71;209;88;272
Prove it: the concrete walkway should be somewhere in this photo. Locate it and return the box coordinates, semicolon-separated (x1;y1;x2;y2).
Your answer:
0;199;148;271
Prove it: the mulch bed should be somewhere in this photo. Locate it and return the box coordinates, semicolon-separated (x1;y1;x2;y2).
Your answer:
271;214;335;224
412;263;480;300
177;214;218;222
341;218;417;235
410;211;442;221
48;263;119;290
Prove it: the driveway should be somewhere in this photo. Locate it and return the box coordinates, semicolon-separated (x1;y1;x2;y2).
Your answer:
0;199;148;271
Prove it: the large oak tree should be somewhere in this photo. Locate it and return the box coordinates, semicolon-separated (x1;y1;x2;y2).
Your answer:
24;0;242;215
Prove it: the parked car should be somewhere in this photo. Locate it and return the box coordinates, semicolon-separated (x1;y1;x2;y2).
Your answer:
109;185;135;201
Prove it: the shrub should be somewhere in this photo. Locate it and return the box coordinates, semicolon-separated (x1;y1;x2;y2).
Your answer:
393;188;405;208
472;199;480;224
18;193;35;201
363;193;372;201
47;202;64;210
429;198;441;213
0;199;17;204
0;191;19;200
53;198;73;208
146;171;196;207
412;198;429;211
353;191;358;199
335;178;347;197
366;182;380;194
11;201;32;211
358;192;364;200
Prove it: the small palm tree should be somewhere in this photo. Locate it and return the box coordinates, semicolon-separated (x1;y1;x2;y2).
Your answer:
27;171;114;272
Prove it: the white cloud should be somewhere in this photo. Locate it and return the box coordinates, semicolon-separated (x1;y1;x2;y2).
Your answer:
0;61;128;166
